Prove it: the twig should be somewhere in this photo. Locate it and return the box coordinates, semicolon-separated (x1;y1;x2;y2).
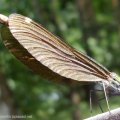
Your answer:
85;108;120;120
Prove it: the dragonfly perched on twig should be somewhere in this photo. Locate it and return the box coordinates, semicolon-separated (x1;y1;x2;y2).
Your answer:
0;13;120;111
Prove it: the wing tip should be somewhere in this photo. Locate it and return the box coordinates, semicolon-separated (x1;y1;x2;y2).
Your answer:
0;14;8;25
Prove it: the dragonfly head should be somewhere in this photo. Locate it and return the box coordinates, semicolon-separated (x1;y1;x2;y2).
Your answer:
97;72;120;96
107;72;120;95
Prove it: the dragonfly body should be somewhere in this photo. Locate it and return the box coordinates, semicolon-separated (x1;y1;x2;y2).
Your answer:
0;13;120;93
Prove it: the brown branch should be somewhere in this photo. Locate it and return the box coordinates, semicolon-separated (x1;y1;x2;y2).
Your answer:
85;108;120;120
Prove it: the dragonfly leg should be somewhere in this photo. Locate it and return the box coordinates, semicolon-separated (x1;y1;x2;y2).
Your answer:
90;88;104;113
102;81;111;114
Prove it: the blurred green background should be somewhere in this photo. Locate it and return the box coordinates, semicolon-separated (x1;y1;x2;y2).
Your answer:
0;0;120;120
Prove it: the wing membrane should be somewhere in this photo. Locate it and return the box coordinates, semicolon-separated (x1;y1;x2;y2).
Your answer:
1;14;111;83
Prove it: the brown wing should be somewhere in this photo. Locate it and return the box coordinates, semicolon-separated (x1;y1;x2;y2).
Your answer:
1;14;110;84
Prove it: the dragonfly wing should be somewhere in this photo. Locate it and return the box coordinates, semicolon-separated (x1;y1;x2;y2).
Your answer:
1;14;108;83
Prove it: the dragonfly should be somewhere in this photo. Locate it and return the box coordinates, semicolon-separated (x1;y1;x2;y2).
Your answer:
0;13;120;111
